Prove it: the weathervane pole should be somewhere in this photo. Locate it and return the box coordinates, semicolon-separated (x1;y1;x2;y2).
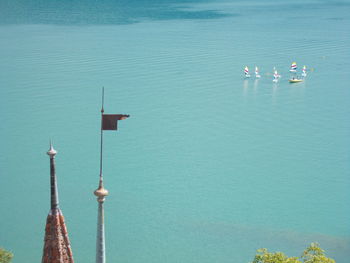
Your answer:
99;87;104;186
94;87;108;263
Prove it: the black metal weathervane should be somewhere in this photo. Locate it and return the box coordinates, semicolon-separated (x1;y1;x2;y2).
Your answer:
98;87;130;185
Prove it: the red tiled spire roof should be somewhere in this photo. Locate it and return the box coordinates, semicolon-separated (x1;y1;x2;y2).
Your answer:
42;143;74;263
42;209;74;263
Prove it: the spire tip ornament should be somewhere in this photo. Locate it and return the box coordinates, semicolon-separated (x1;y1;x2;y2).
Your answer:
47;140;57;156
94;185;109;202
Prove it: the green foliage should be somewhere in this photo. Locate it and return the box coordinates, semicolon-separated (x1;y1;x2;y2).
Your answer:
301;243;335;263
0;248;13;263
252;248;301;263
251;243;335;263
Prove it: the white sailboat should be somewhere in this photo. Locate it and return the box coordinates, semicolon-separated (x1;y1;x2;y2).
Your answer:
288;62;303;83
273;70;280;83
255;66;261;78
273;66;281;77
302;65;307;77
244;66;251;78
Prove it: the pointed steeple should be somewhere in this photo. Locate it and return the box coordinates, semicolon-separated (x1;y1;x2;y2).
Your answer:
42;142;74;263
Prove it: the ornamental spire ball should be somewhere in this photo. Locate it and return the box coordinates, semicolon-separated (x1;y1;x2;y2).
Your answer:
94;183;109;202
47;140;57;156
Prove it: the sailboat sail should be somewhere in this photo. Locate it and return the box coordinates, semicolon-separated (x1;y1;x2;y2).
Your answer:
290;62;297;72
255;66;261;78
273;70;279;82
244;66;250;78
302;65;307;77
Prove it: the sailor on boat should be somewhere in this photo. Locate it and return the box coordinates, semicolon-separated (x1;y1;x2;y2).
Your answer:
289;76;303;83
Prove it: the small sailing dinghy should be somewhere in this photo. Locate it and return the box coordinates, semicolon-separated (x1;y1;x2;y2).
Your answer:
273;67;281;77
289;62;297;73
302;65;307;77
273;70;280;83
255;66;261;78
288;62;303;82
244;66;251;78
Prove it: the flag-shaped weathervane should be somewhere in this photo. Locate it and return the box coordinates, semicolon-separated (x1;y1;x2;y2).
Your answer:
99;87;130;172
101;88;130;131
102;114;130;130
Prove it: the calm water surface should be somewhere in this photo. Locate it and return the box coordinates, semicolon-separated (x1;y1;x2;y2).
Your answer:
0;0;349;262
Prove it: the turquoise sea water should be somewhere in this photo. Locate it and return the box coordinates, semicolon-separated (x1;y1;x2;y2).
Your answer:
0;0;349;262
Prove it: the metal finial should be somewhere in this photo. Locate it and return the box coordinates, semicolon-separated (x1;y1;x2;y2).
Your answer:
94;185;109;203
47;140;57;156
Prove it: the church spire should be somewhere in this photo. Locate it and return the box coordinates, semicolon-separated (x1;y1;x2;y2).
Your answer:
42;142;74;263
